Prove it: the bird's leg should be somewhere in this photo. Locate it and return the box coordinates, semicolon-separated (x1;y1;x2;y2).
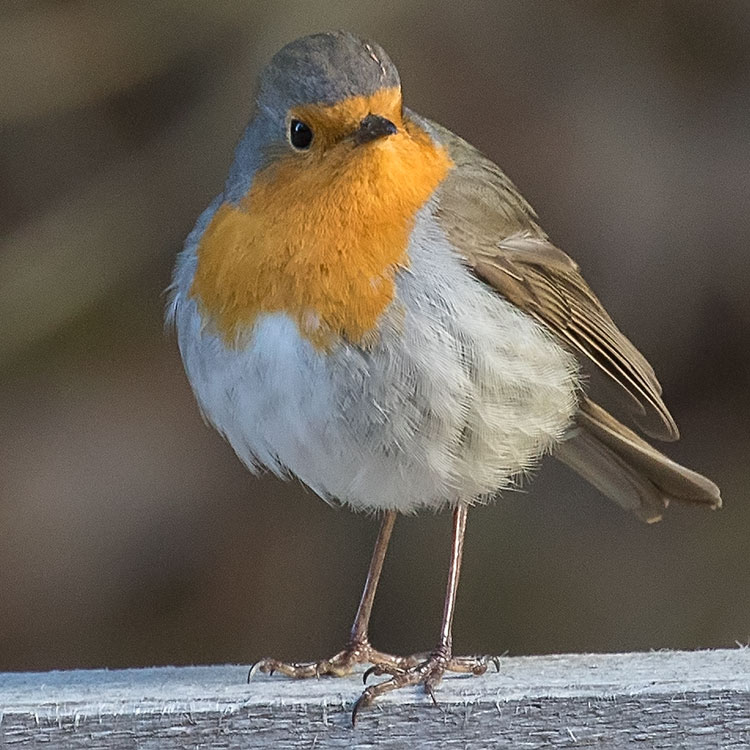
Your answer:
352;504;497;724
250;510;411;679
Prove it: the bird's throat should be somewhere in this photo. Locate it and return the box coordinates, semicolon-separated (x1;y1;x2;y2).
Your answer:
190;118;452;349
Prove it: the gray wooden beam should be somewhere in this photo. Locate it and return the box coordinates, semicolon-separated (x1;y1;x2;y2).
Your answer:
1;649;749;748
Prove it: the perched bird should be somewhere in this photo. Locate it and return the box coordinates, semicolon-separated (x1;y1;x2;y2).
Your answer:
167;31;721;721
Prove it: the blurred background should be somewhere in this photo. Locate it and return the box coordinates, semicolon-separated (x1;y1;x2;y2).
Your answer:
2;1;749;673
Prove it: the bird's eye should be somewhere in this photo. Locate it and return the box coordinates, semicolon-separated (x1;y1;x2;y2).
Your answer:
289;119;313;150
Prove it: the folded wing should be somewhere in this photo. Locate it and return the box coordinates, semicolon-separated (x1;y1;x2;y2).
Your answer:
425;118;720;519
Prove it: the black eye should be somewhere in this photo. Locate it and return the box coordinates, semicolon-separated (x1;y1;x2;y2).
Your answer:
289;119;313;149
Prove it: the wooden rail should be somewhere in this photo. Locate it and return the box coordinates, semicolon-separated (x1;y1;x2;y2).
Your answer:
1;649;748;748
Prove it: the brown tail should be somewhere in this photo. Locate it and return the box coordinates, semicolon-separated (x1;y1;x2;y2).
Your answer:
555;398;721;523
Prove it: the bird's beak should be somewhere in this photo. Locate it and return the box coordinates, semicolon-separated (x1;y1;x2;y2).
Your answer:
353;114;398;145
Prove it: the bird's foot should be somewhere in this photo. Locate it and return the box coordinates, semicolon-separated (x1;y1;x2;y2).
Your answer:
352;648;499;724
248;639;418;680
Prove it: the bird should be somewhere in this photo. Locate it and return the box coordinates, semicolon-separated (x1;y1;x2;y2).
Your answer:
167;30;721;722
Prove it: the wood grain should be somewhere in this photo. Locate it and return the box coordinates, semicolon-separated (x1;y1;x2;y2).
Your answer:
1;649;748;748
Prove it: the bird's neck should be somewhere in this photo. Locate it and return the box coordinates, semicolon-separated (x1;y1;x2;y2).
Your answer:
190;120;452;349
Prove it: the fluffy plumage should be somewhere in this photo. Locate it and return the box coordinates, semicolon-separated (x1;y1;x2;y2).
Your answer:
168;31;720;521
170;194;579;513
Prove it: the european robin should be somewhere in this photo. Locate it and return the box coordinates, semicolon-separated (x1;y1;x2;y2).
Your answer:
167;31;721;721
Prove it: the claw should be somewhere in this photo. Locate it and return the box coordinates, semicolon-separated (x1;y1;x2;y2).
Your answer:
424;681;439;707
362;665;379;684
351;690;372;727
246;661;263;683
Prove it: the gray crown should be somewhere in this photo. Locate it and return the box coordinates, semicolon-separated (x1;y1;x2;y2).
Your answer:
258;31;401;114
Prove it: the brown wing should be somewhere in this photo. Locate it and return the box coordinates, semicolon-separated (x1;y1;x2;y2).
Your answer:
429;121;679;441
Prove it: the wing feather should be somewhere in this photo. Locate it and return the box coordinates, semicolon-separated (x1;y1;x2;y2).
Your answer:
427;119;679;440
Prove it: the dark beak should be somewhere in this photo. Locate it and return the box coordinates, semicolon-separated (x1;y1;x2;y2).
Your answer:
354;114;398;145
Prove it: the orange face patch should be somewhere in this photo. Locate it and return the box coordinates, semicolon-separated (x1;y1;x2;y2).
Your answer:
190;87;453;349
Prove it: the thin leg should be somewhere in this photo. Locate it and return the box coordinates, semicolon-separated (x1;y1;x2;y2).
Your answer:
436;503;468;658
353;504;496;724
250;511;409;679
348;509;396;645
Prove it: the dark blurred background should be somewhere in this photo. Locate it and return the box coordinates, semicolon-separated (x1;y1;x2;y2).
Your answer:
2;1;749;673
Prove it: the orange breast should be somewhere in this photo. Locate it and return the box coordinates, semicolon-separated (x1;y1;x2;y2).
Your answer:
190;91;452;349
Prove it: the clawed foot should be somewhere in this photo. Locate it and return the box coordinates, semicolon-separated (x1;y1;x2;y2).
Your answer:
351;650;499;725
248;639;419;680
249;641;499;725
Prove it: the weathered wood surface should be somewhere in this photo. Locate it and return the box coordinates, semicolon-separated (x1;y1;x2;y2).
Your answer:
1;649;748;748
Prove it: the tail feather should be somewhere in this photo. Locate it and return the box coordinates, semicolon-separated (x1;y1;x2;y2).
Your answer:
555;397;721;523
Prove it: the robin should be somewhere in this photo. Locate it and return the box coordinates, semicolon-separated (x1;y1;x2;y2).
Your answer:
167;31;721;721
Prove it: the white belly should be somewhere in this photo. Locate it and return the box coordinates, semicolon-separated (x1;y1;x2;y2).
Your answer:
170;202;579;513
